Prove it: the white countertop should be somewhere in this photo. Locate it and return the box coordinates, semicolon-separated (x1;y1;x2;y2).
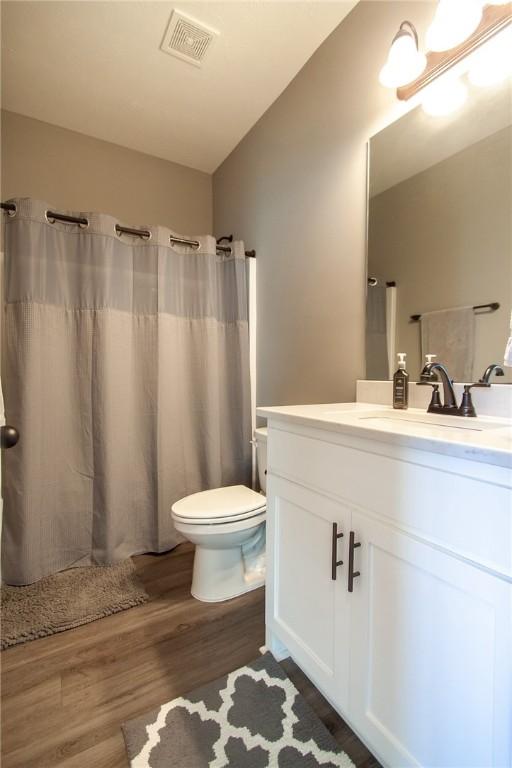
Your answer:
256;402;512;469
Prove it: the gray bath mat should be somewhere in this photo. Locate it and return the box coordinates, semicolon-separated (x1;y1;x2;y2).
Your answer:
122;652;355;767
1;558;148;649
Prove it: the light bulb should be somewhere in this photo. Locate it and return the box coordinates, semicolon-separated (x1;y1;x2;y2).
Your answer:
379;23;427;88
426;0;482;52
421;76;467;116
468;27;512;86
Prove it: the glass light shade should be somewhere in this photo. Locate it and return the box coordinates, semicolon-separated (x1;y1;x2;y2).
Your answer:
468;29;512;86
379;30;427;88
421;76;468;116
426;0;483;52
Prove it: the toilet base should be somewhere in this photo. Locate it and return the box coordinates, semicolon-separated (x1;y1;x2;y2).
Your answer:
192;577;264;603
191;542;265;603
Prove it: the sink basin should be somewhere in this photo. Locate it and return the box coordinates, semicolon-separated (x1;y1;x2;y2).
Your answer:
323;403;377;414
357;412;509;433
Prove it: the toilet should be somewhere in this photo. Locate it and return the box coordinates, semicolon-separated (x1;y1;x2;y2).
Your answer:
171;427;268;602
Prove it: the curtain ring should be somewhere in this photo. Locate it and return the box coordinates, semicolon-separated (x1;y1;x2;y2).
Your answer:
6;203;17;218
45;210;90;229
115;226;152;241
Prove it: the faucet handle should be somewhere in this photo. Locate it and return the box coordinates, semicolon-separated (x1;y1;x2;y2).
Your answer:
458;385;478;417
459;379;494;417
416;381;442;411
428;384;442;411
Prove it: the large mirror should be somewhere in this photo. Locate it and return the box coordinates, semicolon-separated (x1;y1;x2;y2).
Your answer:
366;78;512;383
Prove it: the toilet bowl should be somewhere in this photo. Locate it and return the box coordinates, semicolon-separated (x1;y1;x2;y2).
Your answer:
171;428;268;602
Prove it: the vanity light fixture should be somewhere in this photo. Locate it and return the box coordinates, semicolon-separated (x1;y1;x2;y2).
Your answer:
378;3;512;116
425;0;483;52
467;25;512;85
389;2;512;102
379;21;427;88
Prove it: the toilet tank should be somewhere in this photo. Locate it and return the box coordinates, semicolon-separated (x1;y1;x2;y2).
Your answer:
254;427;268;494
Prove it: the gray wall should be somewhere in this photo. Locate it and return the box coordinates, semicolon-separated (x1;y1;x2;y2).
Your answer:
213;1;436;407
369;126;512;383
1;110;212;234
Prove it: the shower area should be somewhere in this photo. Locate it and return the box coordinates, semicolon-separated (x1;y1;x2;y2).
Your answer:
365;277;397;380
1;198;254;587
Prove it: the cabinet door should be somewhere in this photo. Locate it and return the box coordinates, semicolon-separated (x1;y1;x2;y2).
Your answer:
267;475;351;710
349;509;512;768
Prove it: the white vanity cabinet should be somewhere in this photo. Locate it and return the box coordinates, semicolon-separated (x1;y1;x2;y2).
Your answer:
262;414;512;768
349;509;511;768
267;476;351;712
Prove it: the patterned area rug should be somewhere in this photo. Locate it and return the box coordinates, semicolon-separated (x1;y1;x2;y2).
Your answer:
122;652;355;767
1;558;148;649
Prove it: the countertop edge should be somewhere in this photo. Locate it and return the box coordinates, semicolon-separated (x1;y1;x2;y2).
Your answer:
256;405;512;470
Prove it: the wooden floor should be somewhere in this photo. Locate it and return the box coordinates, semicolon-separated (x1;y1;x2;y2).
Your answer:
1;543;379;768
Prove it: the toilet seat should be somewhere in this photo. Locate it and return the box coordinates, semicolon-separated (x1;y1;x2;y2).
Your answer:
171;484;266;525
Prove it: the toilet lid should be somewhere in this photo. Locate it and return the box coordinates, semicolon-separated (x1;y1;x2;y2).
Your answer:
171;485;266;523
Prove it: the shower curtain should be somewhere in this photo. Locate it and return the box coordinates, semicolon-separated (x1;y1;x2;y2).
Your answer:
2;199;251;585
365;284;389;380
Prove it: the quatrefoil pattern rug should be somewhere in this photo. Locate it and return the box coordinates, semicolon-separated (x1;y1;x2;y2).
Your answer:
122;652;355;768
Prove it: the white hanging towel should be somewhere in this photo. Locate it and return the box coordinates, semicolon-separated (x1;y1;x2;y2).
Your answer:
421;306;475;382
504;311;512;367
241;522;266;584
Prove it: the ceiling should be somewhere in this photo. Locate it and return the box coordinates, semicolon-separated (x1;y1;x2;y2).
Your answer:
1;1;357;173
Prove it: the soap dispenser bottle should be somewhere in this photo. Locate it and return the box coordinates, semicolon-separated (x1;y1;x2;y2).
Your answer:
393;353;409;410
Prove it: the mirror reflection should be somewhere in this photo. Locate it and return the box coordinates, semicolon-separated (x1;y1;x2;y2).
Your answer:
366;77;512;383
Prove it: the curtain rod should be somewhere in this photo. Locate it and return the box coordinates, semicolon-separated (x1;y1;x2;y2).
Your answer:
410;302;500;322
1;203;256;258
368;278;396;287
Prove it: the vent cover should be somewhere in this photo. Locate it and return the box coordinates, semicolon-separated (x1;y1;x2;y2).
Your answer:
160;10;218;67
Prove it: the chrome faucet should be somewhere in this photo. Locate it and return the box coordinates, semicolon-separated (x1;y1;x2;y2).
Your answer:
418;362;459;414
479;364;505;384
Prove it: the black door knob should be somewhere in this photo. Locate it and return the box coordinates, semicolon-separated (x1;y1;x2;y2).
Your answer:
1;425;19;449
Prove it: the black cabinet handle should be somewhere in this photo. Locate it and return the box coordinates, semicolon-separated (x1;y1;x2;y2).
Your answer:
348;531;361;592
331;522;344;580
1;425;19;449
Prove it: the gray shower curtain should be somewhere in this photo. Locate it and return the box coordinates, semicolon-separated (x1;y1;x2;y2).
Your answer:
2;198;251;585
365;284;389;380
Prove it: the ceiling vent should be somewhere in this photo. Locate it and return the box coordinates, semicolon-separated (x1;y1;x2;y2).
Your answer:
160;10;218;67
